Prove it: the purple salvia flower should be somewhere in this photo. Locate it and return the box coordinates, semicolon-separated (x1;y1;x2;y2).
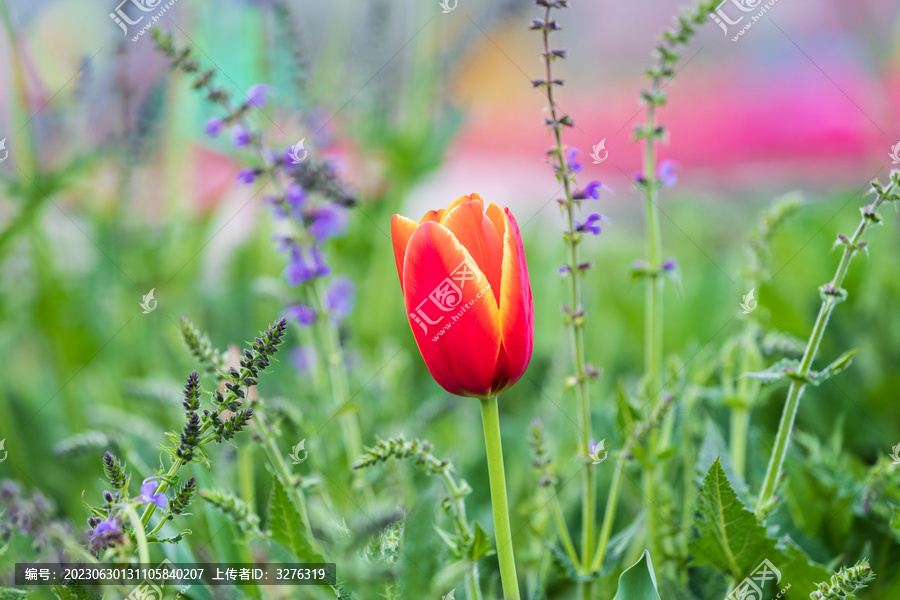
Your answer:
663;258;677;272
558;265;570;275
204;117;225;137
285;246;313;286
137;478;167;509
575;213;610;236
308;206;348;242
290;345;317;373
310;245;331;278
286;184;306;208
236;168;257;184
245;83;271;108
325;277;355;321
231;123;251;148
285;305;316;327
581;180;612;200
93;518;119;536
658;160;680;187
566;147;584;173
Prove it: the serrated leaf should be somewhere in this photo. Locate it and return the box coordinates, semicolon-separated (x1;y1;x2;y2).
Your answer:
743;359;800;384
401;487;443;597
268;476;324;563
548;543;590;583
808;348;860;386
612;551;661;600
468;521;491;561
690;459;777;579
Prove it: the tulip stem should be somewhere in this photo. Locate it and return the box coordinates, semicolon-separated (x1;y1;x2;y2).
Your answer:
480;396;520;600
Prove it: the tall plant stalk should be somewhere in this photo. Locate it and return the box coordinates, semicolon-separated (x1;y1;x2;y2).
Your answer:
615;0;721;563
756;173;900;517
532;5;596;593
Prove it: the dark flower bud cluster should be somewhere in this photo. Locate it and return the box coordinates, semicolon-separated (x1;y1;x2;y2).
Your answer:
0;481;72;560
179;317;225;374
168;477;197;517
102;451;128;490
176;410;202;462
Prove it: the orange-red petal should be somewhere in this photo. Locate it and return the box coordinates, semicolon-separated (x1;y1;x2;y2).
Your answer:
440;200;503;306
391;214;419;293
402;221;501;398
494;207;534;391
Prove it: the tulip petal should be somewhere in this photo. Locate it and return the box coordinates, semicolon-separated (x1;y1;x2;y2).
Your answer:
493;207;534;391
403;221;501;397
391;215;419;293
440;200;503;306
419;210;442;224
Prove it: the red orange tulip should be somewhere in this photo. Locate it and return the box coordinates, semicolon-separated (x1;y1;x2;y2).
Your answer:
391;193;534;398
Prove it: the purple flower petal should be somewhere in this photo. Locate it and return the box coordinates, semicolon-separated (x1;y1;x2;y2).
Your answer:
285;304;317;327
236;168;256;184
231;124;251;148
325;277;355;320
663;258;677;272
204;117;225;138
658;160;680;187
577;213;610;236
246;83;271;108
286;184;306;220
94;518;119;535
310;245;331;277
308;206;348;242
567;147;584;173
583;180;612;200
285;246;313;286
290;345;317;373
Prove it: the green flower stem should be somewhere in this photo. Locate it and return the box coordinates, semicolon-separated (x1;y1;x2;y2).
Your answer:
310;277;365;476
590;457;624;571
466;565;484;600
641;78;664;564
548;490;580;571
730;406;750;478
537;7;596;586
438;467;483;600
756;184;893;516
479;396;520;600
251;408;315;541
730;320;761;478
125;506;150;563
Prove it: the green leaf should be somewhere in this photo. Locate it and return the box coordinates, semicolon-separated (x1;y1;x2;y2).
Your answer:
690;459;777;579
808;348;861;386
743;358;800;384
468;521;492;561
268;476;324;563
616;381;640;437
612;550;661;600
690;460;828;591
599;512;645;575
401;488;443;598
